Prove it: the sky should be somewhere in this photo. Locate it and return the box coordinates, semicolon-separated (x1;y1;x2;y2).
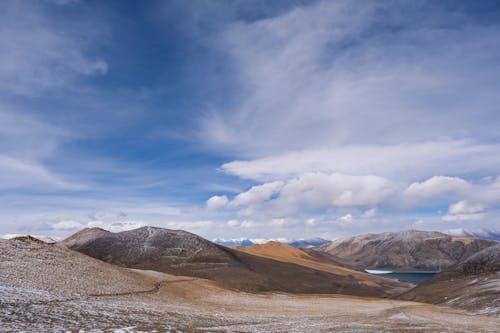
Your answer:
1;0;500;241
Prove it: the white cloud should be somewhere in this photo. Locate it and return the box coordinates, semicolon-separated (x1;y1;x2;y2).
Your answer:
86;220;147;232
198;1;500;236
201;1;500;158
230;181;283;206
220;141;500;182
362;208;377;218
0;1;108;96
51;220;84;230
337;213;353;223
306;218;316;225
442;200;486;222
212;172;394;224
240;220;257;228
448;200;485;215
206;195;229;209
271;218;289;226
404;176;470;204
0;154;84;190
226;219;239;227
276;172;394;210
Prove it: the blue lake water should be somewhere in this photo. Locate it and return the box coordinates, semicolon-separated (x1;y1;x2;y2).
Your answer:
369;272;437;285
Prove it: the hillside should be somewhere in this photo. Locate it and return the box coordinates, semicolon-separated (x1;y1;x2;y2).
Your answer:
63;226;411;297
400;244;500;316
0;236;163;300
314;230;496;271
235;241;412;294
3;236;499;332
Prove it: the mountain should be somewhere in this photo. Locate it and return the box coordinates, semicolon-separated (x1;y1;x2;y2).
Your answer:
4;234;497;332
400;243;500;316
235;241;412;296
447;228;500;241
287;238;331;248
213;237;330;248
314;230;497;271
63;226;411;297
212;238;256;247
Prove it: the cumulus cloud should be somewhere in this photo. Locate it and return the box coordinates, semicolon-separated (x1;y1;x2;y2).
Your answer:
442;200;486;222
213;172;395;221
404;176;470;204
206;195;229;209
199;1;500;236
448;200;485;215
230;181;283;207
275;172;394;210
337;213;353;223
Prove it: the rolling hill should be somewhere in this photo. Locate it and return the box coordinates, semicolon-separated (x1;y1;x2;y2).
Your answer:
62;226;411;297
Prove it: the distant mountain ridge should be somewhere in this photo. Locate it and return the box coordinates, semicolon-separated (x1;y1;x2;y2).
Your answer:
313;230;497;271
447;228;500;241
213;237;330;248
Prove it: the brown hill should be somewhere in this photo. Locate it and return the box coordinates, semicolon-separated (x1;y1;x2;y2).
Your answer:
63;226;412;297
400;243;500;316
235;241;413;295
314;230;496;271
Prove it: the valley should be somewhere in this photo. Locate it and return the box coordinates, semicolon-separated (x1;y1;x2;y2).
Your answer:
1;227;499;332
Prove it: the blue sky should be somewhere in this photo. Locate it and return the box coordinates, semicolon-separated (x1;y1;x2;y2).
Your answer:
1;0;500;240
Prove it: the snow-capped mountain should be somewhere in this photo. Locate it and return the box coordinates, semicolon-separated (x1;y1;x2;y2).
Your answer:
213;237;330;248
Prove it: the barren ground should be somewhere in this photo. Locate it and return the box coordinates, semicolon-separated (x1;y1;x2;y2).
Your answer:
1;239;499;332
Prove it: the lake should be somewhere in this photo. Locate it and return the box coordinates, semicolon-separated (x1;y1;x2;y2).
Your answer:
366;270;437;285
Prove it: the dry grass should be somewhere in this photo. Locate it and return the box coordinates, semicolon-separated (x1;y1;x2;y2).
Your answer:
1;238;499;332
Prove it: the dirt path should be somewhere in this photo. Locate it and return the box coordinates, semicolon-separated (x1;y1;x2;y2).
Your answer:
87;278;199;297
0;277;199;307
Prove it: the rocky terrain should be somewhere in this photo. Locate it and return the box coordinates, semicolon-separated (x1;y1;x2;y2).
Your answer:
314;230;497;271
400;243;500;316
62;226;410;297
1;236;499;332
0;236;159;298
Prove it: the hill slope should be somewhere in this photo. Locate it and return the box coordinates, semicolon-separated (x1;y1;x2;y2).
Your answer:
400;244;500;316
63;226;411;297
235;241;412;294
0;237;162;301
315;230;496;271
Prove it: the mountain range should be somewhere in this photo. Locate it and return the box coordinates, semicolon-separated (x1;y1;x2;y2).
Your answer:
446;228;500;241
312;230;496;271
213;237;330;248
